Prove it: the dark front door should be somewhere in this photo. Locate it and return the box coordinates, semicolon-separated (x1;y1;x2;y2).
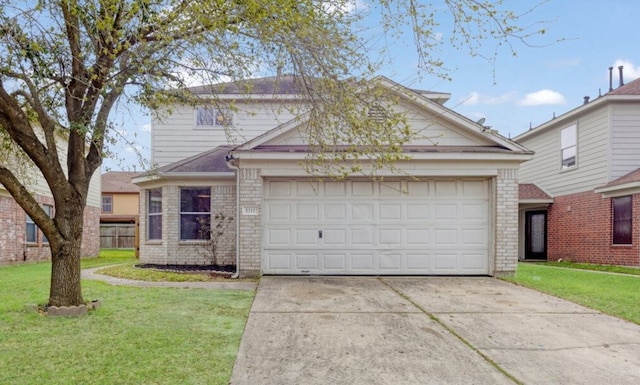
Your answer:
525;211;547;260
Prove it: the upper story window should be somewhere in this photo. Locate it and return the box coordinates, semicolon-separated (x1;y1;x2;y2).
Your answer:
196;107;233;127
560;124;577;170
102;195;113;213
612;195;632;245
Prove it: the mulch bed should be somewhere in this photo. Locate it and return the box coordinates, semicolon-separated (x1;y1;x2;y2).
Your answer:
135;264;236;275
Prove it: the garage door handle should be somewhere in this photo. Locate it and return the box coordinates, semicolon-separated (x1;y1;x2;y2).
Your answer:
319;230;323;239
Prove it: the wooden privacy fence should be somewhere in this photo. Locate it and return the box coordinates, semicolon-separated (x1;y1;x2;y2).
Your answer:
100;223;136;249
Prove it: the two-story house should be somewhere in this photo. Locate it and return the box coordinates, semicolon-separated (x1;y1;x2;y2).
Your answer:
100;171;140;250
516;71;640;266
0;133;101;264
134;75;533;277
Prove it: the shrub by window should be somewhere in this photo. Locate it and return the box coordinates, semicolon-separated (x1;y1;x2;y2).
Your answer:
180;187;211;240
148;189;162;240
612;195;632;245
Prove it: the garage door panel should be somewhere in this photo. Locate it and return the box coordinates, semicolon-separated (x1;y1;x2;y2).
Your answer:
351;253;375;270
296;203;319;220
351;204;374;220
406;229;430;245
296;254;318;270
379;228;402;245
407;253;430;269
462;228;488;246
407;204;429;220
263;179;490;275
295;229;320;246
435;204;457;220
434;228;457;245
266;229;291;246
351;228;374;246
295;181;319;196
379;253;402;269
323;229;347;246
324;204;347;220
265;204;291;221
324;254;347;270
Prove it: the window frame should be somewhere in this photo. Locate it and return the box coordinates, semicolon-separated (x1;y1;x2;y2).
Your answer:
25;214;37;243
147;188;163;241
41;204;53;244
612;195;633;245
179;187;211;241
560;124;577;170
102;195;113;214
195;106;234;128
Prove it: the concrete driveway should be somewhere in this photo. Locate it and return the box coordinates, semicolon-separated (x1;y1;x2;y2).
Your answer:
230;276;640;385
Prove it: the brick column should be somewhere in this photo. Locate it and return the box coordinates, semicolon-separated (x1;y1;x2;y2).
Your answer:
237;168;262;277
494;168;519;276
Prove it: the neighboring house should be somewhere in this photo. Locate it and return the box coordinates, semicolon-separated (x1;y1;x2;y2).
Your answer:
515;72;640;266
134;76;532;277
100;171;140;249
0;135;101;264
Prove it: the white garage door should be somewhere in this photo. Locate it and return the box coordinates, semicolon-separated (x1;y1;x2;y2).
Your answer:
262;179;490;275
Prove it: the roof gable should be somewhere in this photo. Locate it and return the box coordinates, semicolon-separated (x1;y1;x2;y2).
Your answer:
234;76;529;153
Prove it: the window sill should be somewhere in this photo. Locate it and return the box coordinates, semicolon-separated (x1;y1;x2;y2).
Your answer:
145;240;163;245
612;243;633;247
25;242;38;247
178;240;210;246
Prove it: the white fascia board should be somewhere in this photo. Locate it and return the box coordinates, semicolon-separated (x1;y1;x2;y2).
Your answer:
132;172;234;185
594;182;640;198
519;199;554;205
232;151;533;162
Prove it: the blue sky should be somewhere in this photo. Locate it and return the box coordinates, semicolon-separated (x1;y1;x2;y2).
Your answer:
104;0;640;170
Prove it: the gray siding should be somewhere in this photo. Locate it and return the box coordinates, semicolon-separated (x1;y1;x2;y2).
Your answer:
518;106;610;196
611;104;640;179
151;102;303;167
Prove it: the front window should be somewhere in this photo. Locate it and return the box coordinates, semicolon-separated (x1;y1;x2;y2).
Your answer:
180;187;211;240
612;196;632;245
561;124;577;169
102;195;113;213
25;215;36;243
42;204;53;244
196;107;233;127
147;189;162;240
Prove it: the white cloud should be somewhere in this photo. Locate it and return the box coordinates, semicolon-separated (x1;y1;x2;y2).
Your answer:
517;89;566;106
460;91;515;106
613;59;640;81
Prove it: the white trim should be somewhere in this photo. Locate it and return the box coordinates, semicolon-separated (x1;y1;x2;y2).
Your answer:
595;181;640;197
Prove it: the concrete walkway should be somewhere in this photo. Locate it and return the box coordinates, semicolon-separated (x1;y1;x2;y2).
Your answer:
230;276;640;385
81;266;257;290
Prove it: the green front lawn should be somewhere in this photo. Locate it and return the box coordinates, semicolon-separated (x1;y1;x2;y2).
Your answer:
0;251;254;385
504;263;640;325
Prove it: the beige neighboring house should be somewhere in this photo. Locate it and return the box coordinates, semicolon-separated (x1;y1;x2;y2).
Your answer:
100;171;140;250
135;76;532;277
0;134;101;264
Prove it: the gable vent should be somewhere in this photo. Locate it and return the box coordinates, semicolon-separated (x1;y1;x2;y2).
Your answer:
367;105;388;122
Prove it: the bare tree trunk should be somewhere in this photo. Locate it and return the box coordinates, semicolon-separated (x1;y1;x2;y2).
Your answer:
48;244;83;307
48;202;85;307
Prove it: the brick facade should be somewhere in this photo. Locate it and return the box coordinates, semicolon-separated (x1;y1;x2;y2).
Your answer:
494;169;520;276
0;194;100;265
236;169;262;277
139;184;237;266
547;191;640;266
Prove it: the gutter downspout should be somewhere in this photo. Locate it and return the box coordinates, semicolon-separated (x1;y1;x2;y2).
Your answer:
225;154;241;279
